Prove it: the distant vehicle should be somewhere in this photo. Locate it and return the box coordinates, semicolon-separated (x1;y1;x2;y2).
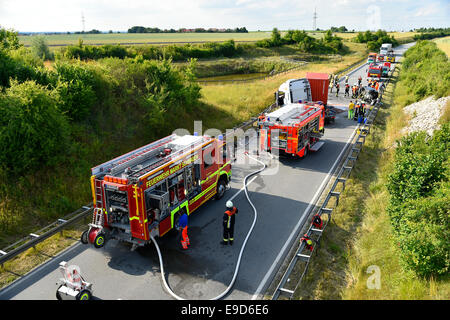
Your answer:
383;61;392;69
367;52;377;64
379;43;392;55
381;65;390;78
377;54;385;62
386;53;395;63
367;63;382;79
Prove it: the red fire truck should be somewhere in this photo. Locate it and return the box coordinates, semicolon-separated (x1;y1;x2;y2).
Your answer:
258;102;325;158
83;133;232;249
367;63;382;79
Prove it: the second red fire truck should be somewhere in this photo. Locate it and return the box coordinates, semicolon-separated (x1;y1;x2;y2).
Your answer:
258;102;325;158
82;133;232;249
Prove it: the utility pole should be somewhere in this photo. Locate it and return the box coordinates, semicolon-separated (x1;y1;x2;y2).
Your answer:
313;7;317;31
81;12;85;33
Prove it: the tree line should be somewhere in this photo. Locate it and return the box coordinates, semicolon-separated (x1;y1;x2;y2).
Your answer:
353;30;399;51
128;26;248;33
255;28;347;54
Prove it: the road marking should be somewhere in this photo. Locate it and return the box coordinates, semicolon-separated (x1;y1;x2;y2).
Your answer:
251;124;359;300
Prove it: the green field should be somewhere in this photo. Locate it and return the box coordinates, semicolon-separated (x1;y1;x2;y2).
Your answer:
18;31;274;47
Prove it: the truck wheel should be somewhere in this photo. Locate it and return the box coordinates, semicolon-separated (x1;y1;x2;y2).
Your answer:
94;232;106;248
76;289;92;300
215;178;227;200
56;285;63;300
303;147;308;158
80;230;89;244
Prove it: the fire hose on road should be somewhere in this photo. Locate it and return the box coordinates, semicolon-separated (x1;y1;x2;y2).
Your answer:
150;151;266;300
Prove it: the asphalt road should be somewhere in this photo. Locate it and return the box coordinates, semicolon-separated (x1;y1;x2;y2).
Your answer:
0;43;414;301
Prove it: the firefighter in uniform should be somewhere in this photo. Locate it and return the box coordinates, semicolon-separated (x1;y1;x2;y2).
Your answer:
179;208;190;250
221;201;238;246
312;214;323;229
301;234;314;252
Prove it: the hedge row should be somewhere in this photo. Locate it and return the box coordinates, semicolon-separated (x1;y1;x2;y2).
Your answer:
60;40;243;61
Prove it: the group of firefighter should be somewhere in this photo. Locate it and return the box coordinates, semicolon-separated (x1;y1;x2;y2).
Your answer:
347;100;368;123
329;74;365;98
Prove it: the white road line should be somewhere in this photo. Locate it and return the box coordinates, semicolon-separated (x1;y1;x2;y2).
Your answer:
251;124;359;300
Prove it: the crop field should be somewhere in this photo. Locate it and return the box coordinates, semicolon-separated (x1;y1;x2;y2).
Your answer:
18;31;274;47
310;31;418;41
433;36;450;57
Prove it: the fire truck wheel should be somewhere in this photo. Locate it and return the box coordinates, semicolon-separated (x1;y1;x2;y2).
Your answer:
215;179;226;200
76;289;92;300
80;230;89;244
303;147;308;158
93;232;106;248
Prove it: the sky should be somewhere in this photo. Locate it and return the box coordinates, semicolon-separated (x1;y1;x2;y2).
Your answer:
0;0;448;32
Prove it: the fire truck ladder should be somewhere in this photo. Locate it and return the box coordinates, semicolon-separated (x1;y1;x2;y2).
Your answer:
94;179;103;208
89;207;104;229
127;137;206;179
91;134;178;176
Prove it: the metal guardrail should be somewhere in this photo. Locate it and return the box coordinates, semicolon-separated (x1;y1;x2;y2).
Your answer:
0;205;93;267
271;66;397;300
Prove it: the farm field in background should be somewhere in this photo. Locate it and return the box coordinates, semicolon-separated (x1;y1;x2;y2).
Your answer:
18;31;274;47
433;36;450;57
19;31;418;48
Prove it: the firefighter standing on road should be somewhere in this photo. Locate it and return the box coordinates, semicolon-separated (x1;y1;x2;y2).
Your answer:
345;83;350;97
335;83;340;97
221;201;238;246
179;208;190;250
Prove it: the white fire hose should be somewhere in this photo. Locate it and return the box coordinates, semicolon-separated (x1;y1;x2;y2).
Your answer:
151;151;266;300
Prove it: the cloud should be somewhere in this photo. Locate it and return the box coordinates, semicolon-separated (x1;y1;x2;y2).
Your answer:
413;3;439;17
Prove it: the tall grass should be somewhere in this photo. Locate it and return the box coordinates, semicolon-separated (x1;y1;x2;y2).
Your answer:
200;54;366;125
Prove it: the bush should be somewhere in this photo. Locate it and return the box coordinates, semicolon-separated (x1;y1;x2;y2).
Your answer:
0;48;44;87
30;35;54;60
387;124;450;277
52;62;100;121
0;80;70;174
353;30;399;51
400;41;450;100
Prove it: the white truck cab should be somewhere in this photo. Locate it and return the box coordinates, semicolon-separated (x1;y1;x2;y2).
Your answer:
275;78;312;106
380;43;393;56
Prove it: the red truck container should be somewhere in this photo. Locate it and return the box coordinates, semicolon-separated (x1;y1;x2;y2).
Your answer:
306;72;329;106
